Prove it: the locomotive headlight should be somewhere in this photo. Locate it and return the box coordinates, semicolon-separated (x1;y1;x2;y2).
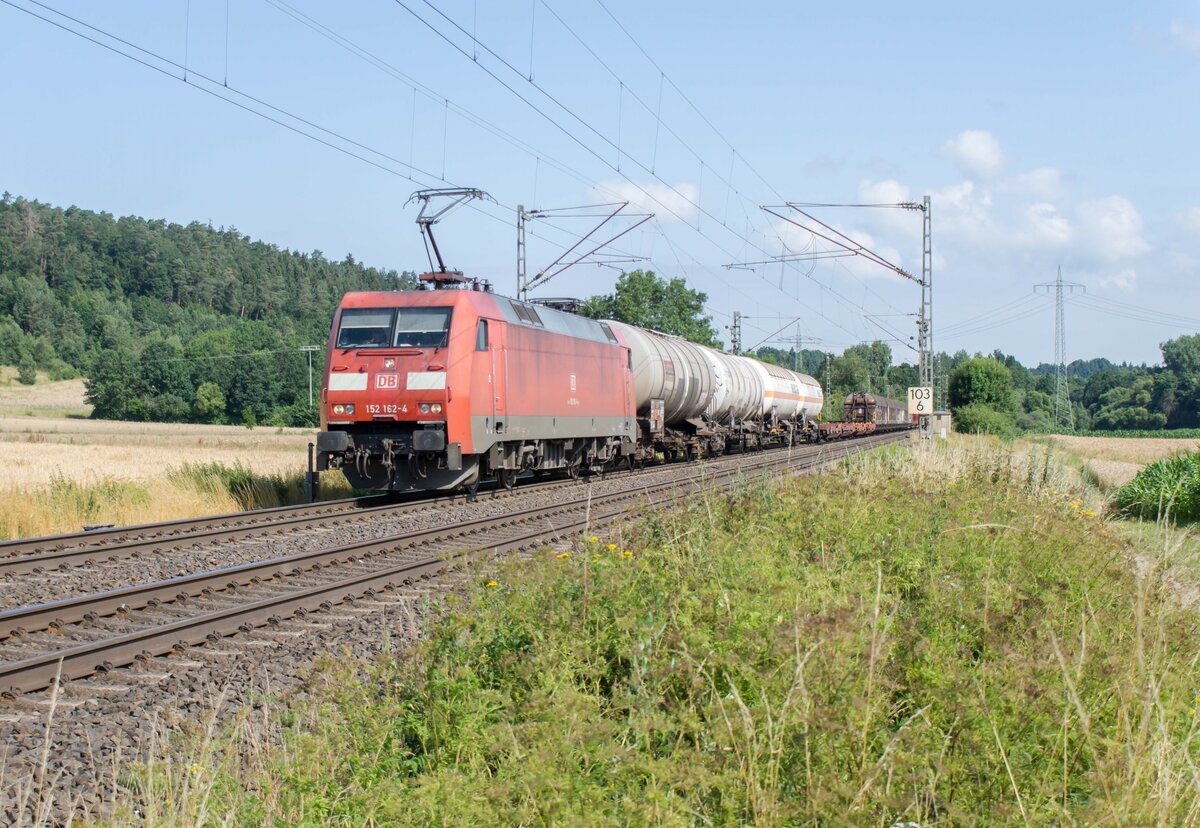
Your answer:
383;358;395;369
344;404;355;415
419;403;431;414
431;403;443;414
333;404;345;415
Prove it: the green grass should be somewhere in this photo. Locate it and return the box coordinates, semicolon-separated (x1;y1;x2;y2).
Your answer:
119;442;1200;826
1117;451;1200;523
167;462;351;510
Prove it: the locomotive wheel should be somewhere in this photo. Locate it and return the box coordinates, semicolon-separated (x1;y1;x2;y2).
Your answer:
497;468;517;490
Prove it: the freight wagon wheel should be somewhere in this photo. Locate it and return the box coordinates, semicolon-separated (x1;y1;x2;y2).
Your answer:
566;459;582;480
497;468;518;490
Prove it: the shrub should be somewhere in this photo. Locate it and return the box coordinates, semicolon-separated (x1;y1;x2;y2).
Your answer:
953;402;1017;437
1117;450;1200;523
948;357;1015;413
17;355;37;385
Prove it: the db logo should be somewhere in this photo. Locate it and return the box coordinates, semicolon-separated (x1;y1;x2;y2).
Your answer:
375;374;399;390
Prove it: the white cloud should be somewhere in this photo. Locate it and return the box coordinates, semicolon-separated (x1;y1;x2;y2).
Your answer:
858;178;910;205
1024;202;1072;246
1170;19;1200;51
1098;268;1138;292
1180;206;1200;234
941;129;1004;177
1078;196;1150;261
1010;167;1064;198
591;180;698;222
931;180;997;248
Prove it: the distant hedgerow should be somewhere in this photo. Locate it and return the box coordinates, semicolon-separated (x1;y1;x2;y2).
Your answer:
1117;450;1200;523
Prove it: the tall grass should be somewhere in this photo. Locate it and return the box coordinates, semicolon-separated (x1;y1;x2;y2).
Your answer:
1118;450;1200;523
0;465;352;539
108;436;1200;825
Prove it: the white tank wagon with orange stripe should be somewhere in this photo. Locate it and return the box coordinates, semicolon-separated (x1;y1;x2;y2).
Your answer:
605;319;824;458
743;358;823;422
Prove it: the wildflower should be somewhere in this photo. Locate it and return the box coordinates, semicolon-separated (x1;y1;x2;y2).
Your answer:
622;550;633;558
556;551;572;559
485;580;498;588
592;554;601;561
189;764;206;775
588;536;598;543
607;543;617;551
1082;509;1097;517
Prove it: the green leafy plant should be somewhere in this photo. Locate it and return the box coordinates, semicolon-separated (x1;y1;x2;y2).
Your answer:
1117;450;1200;523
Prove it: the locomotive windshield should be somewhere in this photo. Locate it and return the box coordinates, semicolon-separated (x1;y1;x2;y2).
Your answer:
336;309;394;348
393;307;452;348
335;307;454;349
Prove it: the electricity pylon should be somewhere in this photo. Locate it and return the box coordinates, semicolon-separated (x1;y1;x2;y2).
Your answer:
1034;266;1084;430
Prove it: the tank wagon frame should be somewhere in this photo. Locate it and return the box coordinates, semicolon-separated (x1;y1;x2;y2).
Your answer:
316;288;828;492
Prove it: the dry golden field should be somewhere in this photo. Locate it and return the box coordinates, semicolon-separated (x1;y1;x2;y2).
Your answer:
0;376;327;539
0;371;91;418
0;415;315;487
1040;434;1200;490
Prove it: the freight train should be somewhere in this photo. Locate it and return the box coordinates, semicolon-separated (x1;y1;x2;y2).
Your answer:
843;392;910;425
817;391;913;439
316;287;829;492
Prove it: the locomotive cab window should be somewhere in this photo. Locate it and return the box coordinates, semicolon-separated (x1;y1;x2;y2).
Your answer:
393;307;452;348
475;319;489;351
336;309;394;348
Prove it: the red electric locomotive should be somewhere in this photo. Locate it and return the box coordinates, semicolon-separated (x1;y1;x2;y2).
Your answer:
317;286;636;492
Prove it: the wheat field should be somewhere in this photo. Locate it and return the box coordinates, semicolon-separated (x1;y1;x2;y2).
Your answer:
1041;434;1200;490
0;379;324;538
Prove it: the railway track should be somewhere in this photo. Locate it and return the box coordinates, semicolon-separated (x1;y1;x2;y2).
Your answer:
0;432;905;698
0;433;898;577
0;471;610;577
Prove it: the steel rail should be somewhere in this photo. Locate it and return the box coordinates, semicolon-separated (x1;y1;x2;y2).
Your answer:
0;494;391;560
0;471;598;576
0;438;876;638
0;432;905;697
0;432;904;576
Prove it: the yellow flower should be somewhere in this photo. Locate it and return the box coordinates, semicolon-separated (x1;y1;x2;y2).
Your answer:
485;580;498;588
588;536;598;543
607;543;617;551
592;554;601;561
557;551;572;559
190;764;206;775
622;550;633;558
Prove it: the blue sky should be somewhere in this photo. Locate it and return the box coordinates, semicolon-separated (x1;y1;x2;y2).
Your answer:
3;0;1199;366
